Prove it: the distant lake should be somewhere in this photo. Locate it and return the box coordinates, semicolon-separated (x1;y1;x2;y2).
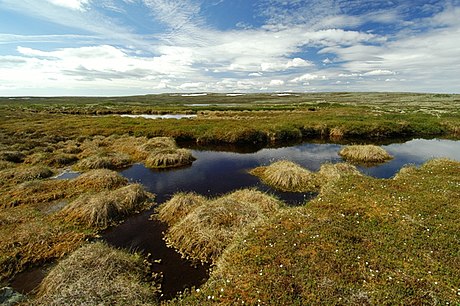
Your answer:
119;114;197;119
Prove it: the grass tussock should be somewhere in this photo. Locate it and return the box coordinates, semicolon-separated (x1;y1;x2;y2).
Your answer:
317;162;361;186
31;242;159;306
176;158;460;305
0;151;25;163
61;184;153;228
25;152;78;167
0;160;15;170
339;144;393;164
0;165;53;185
250;160;318;192
164;189;282;263
72;169;127;190
145;148;195;169
73;152;132;170
156;192;207;226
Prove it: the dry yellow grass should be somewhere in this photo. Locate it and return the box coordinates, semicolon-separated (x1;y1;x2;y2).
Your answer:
72;169;127;190
164;189;282;263
317;162;361;185
31;242;159;306
61;184;153;228
156;192;207;226
145;148;195;169
73;152;132;170
0;165;54;185
339;144;393;163
249;160;318;192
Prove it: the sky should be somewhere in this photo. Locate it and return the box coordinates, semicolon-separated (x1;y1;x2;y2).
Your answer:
0;0;460;96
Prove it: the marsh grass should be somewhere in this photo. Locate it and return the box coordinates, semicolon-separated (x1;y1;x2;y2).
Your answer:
73;152;132;170
164;189;282;264
0;151;25;163
0;165;53;185
0;160;15;170
72;169;127;190
31;242;159;306
250;160;319;192
176;158;460;305
61;184;153;228
156;192;207;226
317;162;361;187
145;148;195;169
339;144;393;164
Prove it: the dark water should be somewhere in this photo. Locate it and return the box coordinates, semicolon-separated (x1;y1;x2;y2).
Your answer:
100;138;460;300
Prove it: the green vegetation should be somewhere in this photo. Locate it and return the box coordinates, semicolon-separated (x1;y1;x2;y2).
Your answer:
339;144;393;164
29;242;159;305
0;93;458;304
173;158;460;305
1;93;459;147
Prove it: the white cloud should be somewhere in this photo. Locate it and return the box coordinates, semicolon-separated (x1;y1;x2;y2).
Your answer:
269;79;285;86
261;58;312;72
362;69;396;76
290;73;319;83
46;0;90;11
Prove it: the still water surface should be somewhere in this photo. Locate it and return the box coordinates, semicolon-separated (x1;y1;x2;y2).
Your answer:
102;138;460;299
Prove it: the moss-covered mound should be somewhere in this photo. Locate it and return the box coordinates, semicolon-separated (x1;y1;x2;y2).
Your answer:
339;144;393;164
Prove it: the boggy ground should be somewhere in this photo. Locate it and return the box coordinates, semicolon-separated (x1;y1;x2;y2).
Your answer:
1;93;459;146
171;158;460;305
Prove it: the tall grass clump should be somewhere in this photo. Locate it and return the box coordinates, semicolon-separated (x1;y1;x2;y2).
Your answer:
61;184;153;228
164;189;282;263
250;160;318;192
73;152;132;170
72;169;127;190
339;145;392;164
31;242;159;306
145;148;195;169
0;151;25;163
0;165;54;185
317;162;361;186
156;192;207;226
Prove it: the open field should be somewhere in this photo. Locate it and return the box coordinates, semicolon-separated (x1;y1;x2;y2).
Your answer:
0;93;459;304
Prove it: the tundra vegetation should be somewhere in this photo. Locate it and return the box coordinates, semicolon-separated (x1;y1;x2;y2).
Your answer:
0;93;459;304
339;144;393;164
250;160;361;192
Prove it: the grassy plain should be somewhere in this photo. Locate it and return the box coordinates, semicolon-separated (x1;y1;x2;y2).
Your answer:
0;92;459;304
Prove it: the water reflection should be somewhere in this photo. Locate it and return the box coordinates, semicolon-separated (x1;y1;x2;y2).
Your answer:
121;139;460;204
119;114;197;119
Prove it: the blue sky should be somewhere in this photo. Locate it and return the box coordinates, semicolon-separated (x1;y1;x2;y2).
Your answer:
0;0;459;96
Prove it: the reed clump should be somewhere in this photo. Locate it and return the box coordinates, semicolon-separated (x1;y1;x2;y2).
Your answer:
156;192;207;226
339;145;392;164
72;169;128;190
250;160;318;192
164;189;282;263
145;148;195;169
61;184;153;228
31;242;159;306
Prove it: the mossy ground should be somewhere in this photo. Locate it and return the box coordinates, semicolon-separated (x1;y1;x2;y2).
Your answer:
173;159;460;305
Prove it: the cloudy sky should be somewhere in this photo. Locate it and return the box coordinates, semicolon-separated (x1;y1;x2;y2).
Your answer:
1;0;459;96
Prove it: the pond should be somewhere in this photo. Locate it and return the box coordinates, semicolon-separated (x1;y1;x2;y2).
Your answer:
102;138;460;299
